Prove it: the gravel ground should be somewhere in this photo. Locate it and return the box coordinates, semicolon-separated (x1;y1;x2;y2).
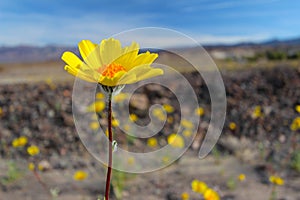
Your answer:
0;65;300;199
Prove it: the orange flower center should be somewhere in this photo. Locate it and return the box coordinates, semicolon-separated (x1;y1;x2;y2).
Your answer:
100;63;126;78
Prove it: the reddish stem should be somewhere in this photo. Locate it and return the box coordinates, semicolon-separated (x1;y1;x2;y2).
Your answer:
33;170;50;195
105;93;113;200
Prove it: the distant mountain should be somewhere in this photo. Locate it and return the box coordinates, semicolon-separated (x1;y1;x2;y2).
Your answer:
0;36;299;63
0;45;78;63
262;37;300;46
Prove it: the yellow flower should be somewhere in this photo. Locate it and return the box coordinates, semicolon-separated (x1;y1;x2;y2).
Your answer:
181;192;189;200
269;175;284;186
105;129;109;137
96;92;105;99
295;105;300;113
167;116;174;123
147;138;158;148
252;106;262;119
183;129;192;137
123;124;130;132
290;117;300;131
12;139;19;148
45;78;56;90
0;107;3;116
38;164;44;171
181;119;194;129
62;38;163;86
12;136;28;148
229;122;237;131
203;188;220;200
195;107;204;116
162;156;170;164
27;145;40;156
112;119;119;127
73;170;88;181
152;107;166;121
238;174;246;181
89;121;99;130
87;101;105;113
191;179;208;194
127;156;135;165
113;92;129;103
129;113;138;122
28;162;35;171
168;134;185;148
163;104;174;113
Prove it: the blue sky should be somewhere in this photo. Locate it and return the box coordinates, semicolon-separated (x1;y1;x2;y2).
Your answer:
0;0;299;46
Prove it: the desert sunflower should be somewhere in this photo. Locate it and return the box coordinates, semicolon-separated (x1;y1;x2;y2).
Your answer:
61;38;163;87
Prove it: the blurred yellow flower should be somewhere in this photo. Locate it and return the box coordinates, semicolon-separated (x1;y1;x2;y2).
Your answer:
45;78;56;90
27;145;40;156
147;138;158;148
112;119;120;127
269;175;284;186
163;104;174;113
152;107;166;121
290;117;300;131
167;116;174;124
168;134;185;148
89;121;99;130
238;174;246;181
0;107;3;116
295;105;300;113
38;164;44;171
87;101;105;113
181;192;189;200
181;119;194;129
195;107;204;116
252;106;262;119
127;156;135;165
12;136;28;148
123;124;130;132
96;92;105;99
73;170;88;181
229;122;237;131
162;156;170;164
191;179;208;194
183;129;192;137
129;113;138;122
203;188;220;200
113;92;129;103
28;162;35;171
62;38;163;86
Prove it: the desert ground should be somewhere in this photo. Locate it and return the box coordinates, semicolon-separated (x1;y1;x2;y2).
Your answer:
0;52;300;200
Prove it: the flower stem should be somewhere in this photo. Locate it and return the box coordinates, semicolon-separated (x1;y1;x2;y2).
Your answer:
105;92;113;200
32;170;51;196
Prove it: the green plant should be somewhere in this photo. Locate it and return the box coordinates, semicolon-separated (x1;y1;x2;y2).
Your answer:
226;176;237;190
212;146;221;164
0;160;23;186
291;150;300;172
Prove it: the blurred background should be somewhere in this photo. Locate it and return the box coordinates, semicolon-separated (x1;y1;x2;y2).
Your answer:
0;0;300;199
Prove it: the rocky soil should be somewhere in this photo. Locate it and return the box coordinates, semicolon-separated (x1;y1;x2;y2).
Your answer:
0;65;300;199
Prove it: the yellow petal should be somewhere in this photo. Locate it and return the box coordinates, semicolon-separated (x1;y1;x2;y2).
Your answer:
136;68;164;82
64;65;96;82
84;45;102;70
117;66;163;85
100;38;122;65
117;72;137;85
61;51;83;68
78;40;97;60
131;51;158;69
115;42;139;69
